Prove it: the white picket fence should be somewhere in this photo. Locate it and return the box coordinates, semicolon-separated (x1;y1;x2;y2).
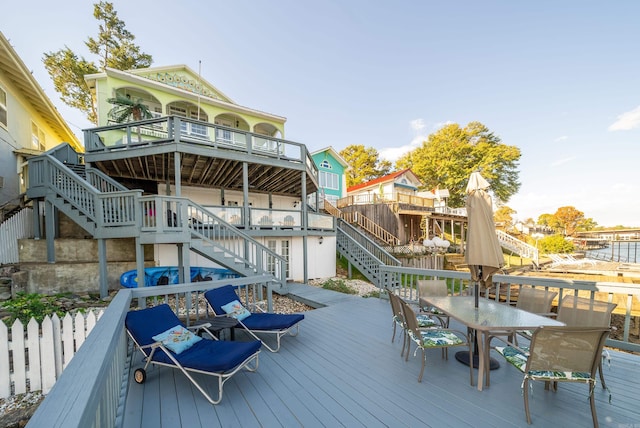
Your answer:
0;309;104;398
0;207;33;265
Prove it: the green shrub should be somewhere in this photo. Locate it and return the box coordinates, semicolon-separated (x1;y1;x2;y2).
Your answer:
321;279;357;294
1;292;66;326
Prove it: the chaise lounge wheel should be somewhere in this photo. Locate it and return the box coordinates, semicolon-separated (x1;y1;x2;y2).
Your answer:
134;368;146;384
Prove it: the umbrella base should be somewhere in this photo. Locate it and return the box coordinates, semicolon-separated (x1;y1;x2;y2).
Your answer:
455;351;500;370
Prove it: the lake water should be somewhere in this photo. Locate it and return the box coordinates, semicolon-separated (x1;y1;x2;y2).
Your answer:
586;241;639;263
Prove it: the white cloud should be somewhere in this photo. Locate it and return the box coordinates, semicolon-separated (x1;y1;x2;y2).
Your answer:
554;135;568;142
608;106;640;131
549;156;576;167
410;118;426;132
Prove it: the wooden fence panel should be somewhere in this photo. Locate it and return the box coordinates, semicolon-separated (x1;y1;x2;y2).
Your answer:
11;320;26;395
74;312;85;350
27;318;41;392
62;314;74;369
52;314;62;377
0;322;9;397
0;309;105;399
41;316;56;394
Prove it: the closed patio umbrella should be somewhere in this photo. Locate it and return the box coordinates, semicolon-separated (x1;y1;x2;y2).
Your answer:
464;171;504;308
456;171;505;369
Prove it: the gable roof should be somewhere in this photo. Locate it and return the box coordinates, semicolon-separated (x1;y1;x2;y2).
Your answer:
347;168;422;193
85;65;286;123
311;146;349;169
0;32;82;151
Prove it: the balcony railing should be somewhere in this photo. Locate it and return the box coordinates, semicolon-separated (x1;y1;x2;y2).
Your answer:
83;116;318;184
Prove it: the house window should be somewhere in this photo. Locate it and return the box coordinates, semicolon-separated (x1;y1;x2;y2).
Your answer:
0;87;7;129
31;122;46;151
281;240;290;278
319;159;331;169
319;171;339;190
267;240;277;275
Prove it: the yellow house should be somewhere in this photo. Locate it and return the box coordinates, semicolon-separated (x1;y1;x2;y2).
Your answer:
0;31;81;216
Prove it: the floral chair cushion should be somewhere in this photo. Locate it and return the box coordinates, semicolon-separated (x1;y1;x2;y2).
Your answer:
416;314;438;328
495;345;592;381
410;329;465;347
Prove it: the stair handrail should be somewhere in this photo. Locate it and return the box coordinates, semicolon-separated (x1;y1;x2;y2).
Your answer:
28;154;143;230
495;229;539;263
337;218;401;267
184;201;287;288
86;167;129;193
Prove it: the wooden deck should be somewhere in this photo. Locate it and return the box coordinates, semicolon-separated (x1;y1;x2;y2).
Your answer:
120;288;640;427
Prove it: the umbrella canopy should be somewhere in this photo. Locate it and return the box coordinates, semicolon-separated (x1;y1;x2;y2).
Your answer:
464;171;504;307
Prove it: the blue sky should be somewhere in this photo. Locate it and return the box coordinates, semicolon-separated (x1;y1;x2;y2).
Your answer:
2;1;639;227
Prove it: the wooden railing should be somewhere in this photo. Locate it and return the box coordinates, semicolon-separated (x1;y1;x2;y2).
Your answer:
342;211;400;246
379;265;640;353
83;116;319;184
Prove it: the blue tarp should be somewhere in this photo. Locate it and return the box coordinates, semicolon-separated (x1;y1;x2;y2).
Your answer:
120;266;239;288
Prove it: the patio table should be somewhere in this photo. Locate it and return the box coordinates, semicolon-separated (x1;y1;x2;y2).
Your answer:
421;296;564;391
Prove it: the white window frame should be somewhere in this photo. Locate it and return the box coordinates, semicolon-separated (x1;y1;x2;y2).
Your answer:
319;170;339;190
0;87;7;129
31;121;46;151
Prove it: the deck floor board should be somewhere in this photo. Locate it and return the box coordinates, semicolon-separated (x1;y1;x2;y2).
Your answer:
121;294;640;427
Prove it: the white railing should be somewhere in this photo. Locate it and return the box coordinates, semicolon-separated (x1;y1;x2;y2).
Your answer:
0;207;33;265
0;309;105;399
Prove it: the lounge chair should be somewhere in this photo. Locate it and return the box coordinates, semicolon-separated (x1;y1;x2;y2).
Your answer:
495;326;611;426
204;285;304;352
125;304;261;404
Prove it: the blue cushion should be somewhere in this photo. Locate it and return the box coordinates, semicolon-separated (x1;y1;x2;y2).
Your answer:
152;324;202;354
125;304;262;372
221;299;251;321
205;285;242;315
240;312;304;331
125;304;184;347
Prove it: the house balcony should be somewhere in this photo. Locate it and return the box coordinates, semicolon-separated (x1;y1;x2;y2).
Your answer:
27;268;640;427
82;116;319;201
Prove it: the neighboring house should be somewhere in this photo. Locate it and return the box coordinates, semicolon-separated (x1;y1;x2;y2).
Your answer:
25;64;336;294
311;146;349;207
0;31;81;217
343;169;464;246
346;169;423;203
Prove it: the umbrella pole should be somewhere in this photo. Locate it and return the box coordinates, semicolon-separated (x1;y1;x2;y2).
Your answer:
456;269;500;371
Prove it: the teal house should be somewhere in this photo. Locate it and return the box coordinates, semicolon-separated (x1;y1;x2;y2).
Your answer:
311;146;349;207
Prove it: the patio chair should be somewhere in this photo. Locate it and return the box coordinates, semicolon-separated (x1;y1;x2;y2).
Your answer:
387;287;439;357
417;279;450;327
125;304;261;405
487;287;558;348
495;325;611;426
204;285;304;352
557;295;617;389
399;297;473;384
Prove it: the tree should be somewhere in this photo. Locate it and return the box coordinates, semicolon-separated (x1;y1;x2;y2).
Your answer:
395;122;521;207
494;206;516;231
43;1;153;124
539;234;575;254
576;217;598;232
340;145;392;187
107;95;152;122
554;206;585;236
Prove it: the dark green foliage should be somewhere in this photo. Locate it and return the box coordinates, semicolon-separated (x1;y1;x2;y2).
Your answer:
1;293;66;326
321;279;357;294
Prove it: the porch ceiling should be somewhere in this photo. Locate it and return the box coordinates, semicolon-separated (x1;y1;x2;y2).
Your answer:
92;152;317;196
